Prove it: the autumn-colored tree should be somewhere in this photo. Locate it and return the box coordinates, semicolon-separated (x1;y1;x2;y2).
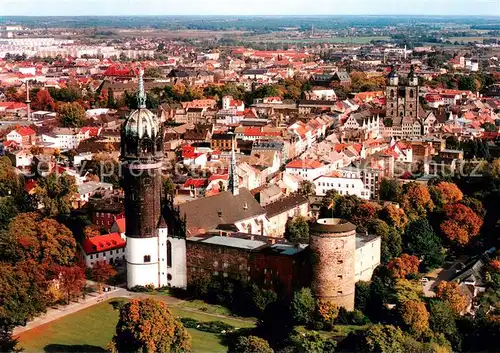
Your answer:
84;225;101;239
352;201;380;227
30;145;44;156
316;299;339;326
379;204;409;231
431;182;463;207
32;89;56;111
111;299;191;353
399;299;430;337
0;212;77;266
387;254;420;279
435;281;469;314
55;265;86;304
57;101;86;128
91;261;117;293
440;203;483;246
490;258;500;272
398;182;434;220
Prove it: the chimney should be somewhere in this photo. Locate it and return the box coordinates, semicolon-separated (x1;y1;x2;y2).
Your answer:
217;209;223;218
243;202;248;210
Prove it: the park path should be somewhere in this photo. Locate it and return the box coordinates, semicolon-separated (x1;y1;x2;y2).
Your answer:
13;286;183;336
13;286;253;336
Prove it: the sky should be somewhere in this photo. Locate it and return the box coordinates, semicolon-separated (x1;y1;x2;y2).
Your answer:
1;0;499;16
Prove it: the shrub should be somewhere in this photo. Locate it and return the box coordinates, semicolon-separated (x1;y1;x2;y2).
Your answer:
180;317;198;329
198;320;234;333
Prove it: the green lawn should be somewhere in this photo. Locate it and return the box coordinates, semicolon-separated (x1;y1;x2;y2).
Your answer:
17;298;255;353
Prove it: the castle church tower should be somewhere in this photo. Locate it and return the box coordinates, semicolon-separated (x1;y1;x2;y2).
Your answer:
121;69;172;288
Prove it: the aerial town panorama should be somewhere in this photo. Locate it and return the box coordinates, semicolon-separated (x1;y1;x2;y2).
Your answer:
0;2;500;352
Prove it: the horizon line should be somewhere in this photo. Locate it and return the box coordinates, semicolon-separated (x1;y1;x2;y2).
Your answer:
2;14;500;17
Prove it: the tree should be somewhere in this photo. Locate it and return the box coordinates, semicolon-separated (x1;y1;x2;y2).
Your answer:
111;299;191;353
379;204;408;231
91;261;117;293
0;157;22;197
355;281;371;312
290;287;316;325
0;196;19;231
440;203;483;247
0;213;77;266
231;336;274;353
56;265;86;304
338;324;406;353
399;299;430;337
57;102;86;128
84;225;101;239
458;76;478;92
429;300;460;349
387;254;420;279
107;88;116;108
163;177;175;199
379;178;402;202
404;219;444;271
284;216;309;243
0;260;50;350
399;182;434;220
298;180;315;197
435;282;468;315
316;300;339;327
394;279;423;304
431;182;463;207
33;172;78;217
288;329;336;353
32;89;55;111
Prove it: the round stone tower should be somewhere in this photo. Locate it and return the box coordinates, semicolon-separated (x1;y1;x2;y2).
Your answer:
309;218;356;310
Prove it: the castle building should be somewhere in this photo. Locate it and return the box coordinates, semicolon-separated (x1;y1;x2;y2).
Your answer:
121;69;186;289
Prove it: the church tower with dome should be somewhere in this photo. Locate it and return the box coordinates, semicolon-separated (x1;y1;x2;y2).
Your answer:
121;69;186;289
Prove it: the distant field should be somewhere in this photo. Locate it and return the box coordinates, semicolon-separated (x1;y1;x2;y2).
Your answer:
116;29;248;39
247;36;392;44
447;36;494;43
17;298;255;353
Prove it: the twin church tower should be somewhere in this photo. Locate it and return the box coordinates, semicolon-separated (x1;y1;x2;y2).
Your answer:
121;69;186;289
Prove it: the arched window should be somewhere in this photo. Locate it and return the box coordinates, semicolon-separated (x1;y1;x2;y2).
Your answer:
141;139;154;154
390;89;395;98
410;90;414;98
156;137;163;153
167;240;172;268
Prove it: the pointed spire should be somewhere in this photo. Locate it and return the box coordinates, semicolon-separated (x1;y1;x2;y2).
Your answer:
228;132;239;196
137;68;146;109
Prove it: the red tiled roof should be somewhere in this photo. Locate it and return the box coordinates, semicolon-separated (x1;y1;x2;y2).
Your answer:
82;233;125;255
183;178;208;188
103;65;136;77
286;159;324;169
80;127;101;137
15;126;36;136
114;218;126;233
209;174;228;182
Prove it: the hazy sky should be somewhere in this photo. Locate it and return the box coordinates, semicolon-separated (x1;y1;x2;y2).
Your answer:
1;0;499;16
